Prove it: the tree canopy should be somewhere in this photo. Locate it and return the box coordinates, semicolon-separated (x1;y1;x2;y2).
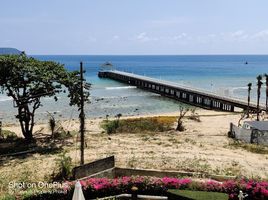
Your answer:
0;53;90;141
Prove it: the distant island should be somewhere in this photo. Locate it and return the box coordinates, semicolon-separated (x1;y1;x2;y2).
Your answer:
0;48;22;55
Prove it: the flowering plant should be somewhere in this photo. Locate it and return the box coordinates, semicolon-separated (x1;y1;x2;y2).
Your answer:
26;176;268;200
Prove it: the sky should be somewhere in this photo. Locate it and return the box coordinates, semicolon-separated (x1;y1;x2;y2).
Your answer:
1;0;268;55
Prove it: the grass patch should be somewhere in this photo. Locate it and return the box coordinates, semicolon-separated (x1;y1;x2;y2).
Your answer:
229;140;268;154
167;190;228;200
101;116;175;134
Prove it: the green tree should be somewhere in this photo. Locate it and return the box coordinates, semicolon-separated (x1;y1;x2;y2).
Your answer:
256;75;263;121
0;54;90;141
247;83;252;118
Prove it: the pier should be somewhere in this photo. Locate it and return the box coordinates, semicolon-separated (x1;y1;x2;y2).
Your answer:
98;70;265;112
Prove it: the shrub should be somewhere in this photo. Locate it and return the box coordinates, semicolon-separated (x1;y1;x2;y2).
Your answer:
101;117;174;134
50;151;73;181
0;194;16;200
176;107;189;131
188;109;201;122
102;120;120;134
0;130;18;141
23;177;268;200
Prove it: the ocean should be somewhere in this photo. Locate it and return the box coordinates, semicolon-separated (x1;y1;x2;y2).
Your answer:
0;55;267;123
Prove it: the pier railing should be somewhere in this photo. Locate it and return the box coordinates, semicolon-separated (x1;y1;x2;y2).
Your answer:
98;70;266;112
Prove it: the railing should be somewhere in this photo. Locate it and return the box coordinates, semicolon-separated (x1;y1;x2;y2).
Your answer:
105;70;265;110
101;70;265;110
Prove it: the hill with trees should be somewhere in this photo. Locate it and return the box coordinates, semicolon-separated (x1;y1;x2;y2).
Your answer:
0;48;22;55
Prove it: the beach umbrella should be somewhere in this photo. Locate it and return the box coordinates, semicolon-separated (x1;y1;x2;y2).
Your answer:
72;181;85;200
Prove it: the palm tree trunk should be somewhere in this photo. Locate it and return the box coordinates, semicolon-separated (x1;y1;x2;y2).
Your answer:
247;83;252;118
264;74;268;113
257;89;260;121
266;81;268;113
256;75;263;121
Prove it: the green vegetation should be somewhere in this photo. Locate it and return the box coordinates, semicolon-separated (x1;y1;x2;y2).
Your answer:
229;140;268;154
0;53;90;141
0;194;16;200
50;151;73;181
0;130;18;141
168;190;228;200
101;116;175;134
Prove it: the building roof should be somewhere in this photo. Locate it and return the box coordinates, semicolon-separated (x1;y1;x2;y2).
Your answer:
244;121;268;131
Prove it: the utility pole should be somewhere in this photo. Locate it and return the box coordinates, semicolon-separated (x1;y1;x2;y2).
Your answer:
80;62;85;165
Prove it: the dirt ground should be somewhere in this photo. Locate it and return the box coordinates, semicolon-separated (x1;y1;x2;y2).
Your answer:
1;109;268;194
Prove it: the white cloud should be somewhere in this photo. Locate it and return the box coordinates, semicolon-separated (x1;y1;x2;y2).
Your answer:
219;30;249;41
172;33;188;41
252;30;268;40
231;30;245;37
136;32;159;42
137;32;148;40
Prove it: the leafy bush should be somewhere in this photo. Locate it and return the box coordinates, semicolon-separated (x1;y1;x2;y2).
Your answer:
50;151;73;181
101;117;174;134
0;130;18;141
0;194;16;200
102;120;120;134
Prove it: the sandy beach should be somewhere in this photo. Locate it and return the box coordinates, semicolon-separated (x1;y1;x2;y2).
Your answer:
1;108;268;189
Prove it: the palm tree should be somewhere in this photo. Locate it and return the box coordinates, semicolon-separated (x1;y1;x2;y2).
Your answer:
247;83;252;118
256;75;263;121
264;73;268;113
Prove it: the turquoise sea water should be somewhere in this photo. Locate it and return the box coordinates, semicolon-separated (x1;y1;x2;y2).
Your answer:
0;55;267;123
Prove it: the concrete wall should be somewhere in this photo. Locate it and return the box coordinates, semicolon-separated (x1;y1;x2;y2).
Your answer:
230;123;268;145
79;168;115;180
114;168;234;182
230;123;252;143
72;156;115;179
115;168;195;178
76;166;234;182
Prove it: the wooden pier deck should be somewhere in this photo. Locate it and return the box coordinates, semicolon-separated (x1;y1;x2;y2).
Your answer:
98;70;265;112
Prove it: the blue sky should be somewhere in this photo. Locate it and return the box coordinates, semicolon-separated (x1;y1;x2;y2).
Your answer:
1;0;268;55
